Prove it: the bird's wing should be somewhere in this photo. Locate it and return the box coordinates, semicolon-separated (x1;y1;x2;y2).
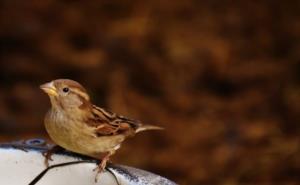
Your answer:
88;105;140;137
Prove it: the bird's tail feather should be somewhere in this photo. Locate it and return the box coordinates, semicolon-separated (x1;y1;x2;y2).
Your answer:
135;124;164;133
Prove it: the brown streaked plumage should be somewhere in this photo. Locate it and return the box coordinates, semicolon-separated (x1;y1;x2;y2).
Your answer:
40;79;163;181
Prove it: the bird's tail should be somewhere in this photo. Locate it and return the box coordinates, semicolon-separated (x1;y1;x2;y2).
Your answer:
135;124;164;133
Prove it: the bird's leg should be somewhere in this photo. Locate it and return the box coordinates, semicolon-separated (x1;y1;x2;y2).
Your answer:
94;150;115;182
42;145;64;167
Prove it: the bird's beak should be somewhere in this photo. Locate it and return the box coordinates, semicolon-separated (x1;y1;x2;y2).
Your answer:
40;81;58;97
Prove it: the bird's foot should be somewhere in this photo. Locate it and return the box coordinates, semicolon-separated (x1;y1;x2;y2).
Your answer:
93;153;111;182
42;145;63;167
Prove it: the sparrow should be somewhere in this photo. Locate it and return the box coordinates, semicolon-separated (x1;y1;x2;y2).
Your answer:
40;79;163;180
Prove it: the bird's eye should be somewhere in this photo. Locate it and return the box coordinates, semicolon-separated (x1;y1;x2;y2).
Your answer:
62;87;69;93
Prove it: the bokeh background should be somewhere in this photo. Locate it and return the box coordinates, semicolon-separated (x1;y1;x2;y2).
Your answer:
1;1;300;184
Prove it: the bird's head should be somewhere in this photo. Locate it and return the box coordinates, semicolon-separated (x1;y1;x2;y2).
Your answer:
40;79;91;110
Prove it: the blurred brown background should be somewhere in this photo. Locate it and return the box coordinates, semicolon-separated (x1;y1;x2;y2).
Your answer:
1;1;300;184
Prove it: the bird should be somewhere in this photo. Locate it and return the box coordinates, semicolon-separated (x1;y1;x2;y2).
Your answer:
40;79;163;180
